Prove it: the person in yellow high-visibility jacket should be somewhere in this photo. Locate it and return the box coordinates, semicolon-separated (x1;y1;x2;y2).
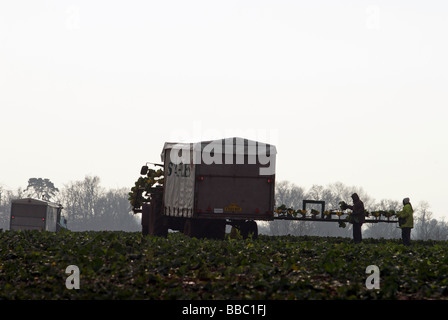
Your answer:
397;197;414;246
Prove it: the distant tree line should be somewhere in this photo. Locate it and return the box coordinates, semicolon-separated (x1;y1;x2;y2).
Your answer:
258;181;448;241
1;178;447;240
0;176;140;231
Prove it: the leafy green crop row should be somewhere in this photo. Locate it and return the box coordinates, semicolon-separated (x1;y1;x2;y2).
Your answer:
1;230;448;299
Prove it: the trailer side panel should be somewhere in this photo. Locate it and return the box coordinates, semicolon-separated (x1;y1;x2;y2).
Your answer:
10;203;46;231
161;138;276;221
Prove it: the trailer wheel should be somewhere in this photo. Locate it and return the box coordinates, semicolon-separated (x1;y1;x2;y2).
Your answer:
184;219;225;239
149;208;168;237
141;203;151;236
144;200;167;237
183;219;202;238
203;220;226;240
240;220;258;240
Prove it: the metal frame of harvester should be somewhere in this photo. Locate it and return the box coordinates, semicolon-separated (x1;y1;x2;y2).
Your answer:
274;200;399;224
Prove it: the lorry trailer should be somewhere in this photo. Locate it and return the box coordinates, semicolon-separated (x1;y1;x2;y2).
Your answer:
10;198;67;232
132;137;276;239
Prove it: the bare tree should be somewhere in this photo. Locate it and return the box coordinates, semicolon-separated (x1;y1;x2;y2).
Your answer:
429;218;448;241
363;198;402;239
327;182;352;209
307;185;325;201
0;187;25;230
275;180;305;209
376;199;401;212
269;181;309;235
0;186;7;229
60;176;103;230
415;201;432;240
59;176;139;231
412;201;448;240
93;187;139;231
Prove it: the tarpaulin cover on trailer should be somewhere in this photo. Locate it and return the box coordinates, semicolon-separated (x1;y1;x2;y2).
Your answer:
162;142;196;218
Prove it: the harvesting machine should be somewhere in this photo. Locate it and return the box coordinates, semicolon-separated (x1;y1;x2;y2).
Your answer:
130;137;398;239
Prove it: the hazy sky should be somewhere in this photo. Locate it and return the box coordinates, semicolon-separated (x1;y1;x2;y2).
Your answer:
1;1;447;219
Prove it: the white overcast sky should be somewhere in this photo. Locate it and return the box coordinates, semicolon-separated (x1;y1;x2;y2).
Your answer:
1;1;447;219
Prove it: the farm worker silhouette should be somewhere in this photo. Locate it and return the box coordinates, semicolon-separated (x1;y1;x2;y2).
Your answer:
346;193;365;243
397;197;414;246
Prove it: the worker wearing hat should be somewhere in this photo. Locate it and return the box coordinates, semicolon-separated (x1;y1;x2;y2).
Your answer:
345;193;366;243
397;197;414;246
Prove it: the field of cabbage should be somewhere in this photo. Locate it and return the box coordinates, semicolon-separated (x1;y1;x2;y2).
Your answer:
1;230;448;300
